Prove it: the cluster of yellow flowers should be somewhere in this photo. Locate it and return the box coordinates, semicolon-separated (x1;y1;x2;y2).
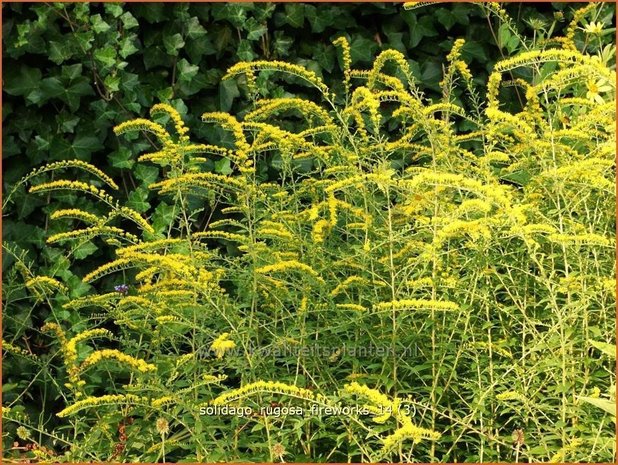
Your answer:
344;382;441;454
210;380;325;406
210;333;236;359
29;180;115;205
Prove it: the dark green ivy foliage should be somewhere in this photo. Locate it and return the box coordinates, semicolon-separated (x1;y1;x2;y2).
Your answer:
2;2;607;460
3;1;589;271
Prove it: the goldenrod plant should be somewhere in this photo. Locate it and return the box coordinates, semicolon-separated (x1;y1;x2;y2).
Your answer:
3;3;615;462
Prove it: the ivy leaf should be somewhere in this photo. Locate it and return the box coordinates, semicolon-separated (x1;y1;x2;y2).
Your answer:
104;3;123;18
50;133;104;161
73;241;98;260
305;5;332;33
94;46;117;68
134;165;159;185
283;4;304;28
349;36;378;64
219;76;240;112
273;32;293;56
90;14;111;34
212;4;247;28
3;65;42;99
214;158;233;175
176;59;199;84
133;4;166;23
127;186;150;213
435;8;456;30
236;40;256;61
451;3;473;25
163;33;185;56
109;147;135;169
119;35;140;59
152;202;175;233
186;17;207;40
246;18;267;41
48;40;75;64
120;11;139;30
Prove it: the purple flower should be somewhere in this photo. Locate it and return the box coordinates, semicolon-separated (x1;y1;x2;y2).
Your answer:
114;284;129;294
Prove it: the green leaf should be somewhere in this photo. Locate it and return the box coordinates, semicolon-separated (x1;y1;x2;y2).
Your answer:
134;165;159;185
462;41;487;62
94;46;117;68
451;3;473;25
245;18;267;41
4;66;42;99
214;158;233;175
104;3;123;18
110;147;135;169
579;396;616;417
64;77;94;111
61;64;83;81
73;241;98;260
48;40;75;64
133;4;166;23
127;187;150;213
104;75;121;93
219;78;240;112
273;32;293;56
305;5;332;33
177;59;199;84
163;33;185;56
119;35;140;59
349;36;379;64
314;44;335;73
90;14;111;34
236;40;256;61
120;11;139;30
283;4;304;28
590;340;616;358
507;35;520;54
186;17;207;40
152;202;175;233
212;4;247;28
435;8;456;30
500;170;531;187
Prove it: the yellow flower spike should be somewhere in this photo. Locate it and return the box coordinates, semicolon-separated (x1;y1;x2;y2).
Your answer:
114;118;172;145
26;160;119;190
25;276;68;294
57;394;146;418
150;103;190;141
47;226;139;245
331;276;367;297
244;98;333;126
256;260;324;283
82;258;133;284
367;49;413;90
223;60;329;94
374;299;459;312
311;219;331;244
210;380;319;406
78;349;156;374
50;208;100;224
29;180;115;205
333;36;352;94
